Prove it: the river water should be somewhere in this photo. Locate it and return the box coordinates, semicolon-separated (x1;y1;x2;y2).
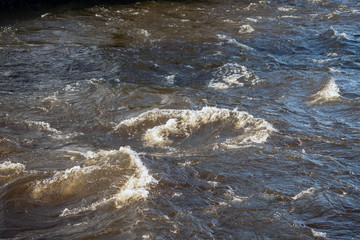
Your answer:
0;0;359;239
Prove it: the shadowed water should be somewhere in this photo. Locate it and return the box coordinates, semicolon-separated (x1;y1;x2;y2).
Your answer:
0;0;359;239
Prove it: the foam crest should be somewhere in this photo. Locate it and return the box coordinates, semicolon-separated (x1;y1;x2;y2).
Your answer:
292;187;316;200
0;161;26;172
31;147;156;213
278;6;296;12
239;25;254;34
0;161;26;184
243;1;269;11
217;34;255;51
115;107;274;149
225;187;247;203
209;63;259;90
318;27;352;43
330;27;352;40
311;229;327;238
114;147;156;204
308;79;341;104
23;120;60;133
60;198;109;217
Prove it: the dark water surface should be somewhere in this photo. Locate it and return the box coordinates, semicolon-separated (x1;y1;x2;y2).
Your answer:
0;0;359;239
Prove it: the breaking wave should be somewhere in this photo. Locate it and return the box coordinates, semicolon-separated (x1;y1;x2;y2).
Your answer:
0;147;156;216
0;161;26;183
292;187;316;200
308;78;341;104
114;107;275;150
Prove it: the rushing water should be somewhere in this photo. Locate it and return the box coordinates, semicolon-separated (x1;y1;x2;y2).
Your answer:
0;0;359;239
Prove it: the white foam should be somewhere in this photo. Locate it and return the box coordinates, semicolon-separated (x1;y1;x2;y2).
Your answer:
23;120;60;133
326;52;338;57
0;161;26;172
143;118;178;147
324;27;354;41
243;1;269;11
64;84;78;92
138;29;150;38
41;13;51;18
311;229;327;238
328;68;340;73
165;74;176;85
60;197;110;217
332;29;349;40
52;132;84;140
208;81;230;90
222;19;235;23
278;6;296;12
246;17;259;23
225;188;247;203
292;187;316;200
239;25;254;34
43;92;58;103
217;34;255;51
308;79;341;104
15;117;83;140
281;15;301;19
115;107;275;149
243;2;258;11
209;63;259;90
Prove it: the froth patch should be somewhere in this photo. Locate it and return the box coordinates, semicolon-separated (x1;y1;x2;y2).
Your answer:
115;107;274;149
209;63;260;90
23;120;60;133
239;25;254;34
308;79;341;104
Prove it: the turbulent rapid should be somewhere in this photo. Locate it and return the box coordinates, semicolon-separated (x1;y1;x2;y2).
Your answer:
0;0;359;239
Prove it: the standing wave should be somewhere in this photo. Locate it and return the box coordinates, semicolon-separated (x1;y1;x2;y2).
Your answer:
0;147;156;218
114;107;275;150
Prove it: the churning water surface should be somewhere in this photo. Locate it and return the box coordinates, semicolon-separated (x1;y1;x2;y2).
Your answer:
0;0;359;239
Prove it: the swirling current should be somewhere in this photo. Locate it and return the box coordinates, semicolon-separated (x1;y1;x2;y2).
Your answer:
0;0;359;239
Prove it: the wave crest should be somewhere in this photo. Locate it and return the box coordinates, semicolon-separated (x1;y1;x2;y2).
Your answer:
308;79;341;104
115;107;275;149
23;147;157;215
